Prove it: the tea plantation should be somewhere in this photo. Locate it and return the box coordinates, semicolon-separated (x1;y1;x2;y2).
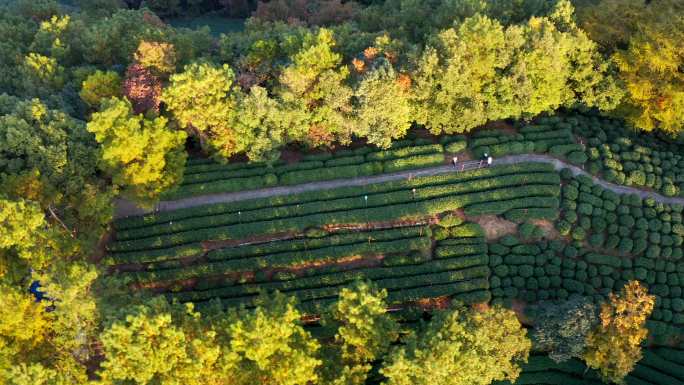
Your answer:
109;112;684;385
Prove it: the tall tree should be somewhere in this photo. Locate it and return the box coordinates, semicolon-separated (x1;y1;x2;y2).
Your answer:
411;14;514;134
0;284;55;383
577;0;684;134
0;263;98;385
87;97;187;202
79;70;122;109
98;298;222;385
133;40;177;77
162;62;242;159
411;1;620;135
0;196;51;279
123;63;162;114
216;292;322;385
232;86;304;162
0;96;113;257
583;280;655;384
277;28;353;147
532;295;598;363
380;304;531;385
321;281;400;385
353;58;412;148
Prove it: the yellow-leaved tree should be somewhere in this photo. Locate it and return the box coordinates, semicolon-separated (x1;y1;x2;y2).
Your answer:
583;280;655;384
577;0;684;135
381;304;531;385
86;97;187;202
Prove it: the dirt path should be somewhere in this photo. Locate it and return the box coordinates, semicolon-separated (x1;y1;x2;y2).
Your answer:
115;155;684;218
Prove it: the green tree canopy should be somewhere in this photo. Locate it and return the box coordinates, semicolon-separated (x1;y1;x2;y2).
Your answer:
380;304;531;385
79;70;122;109
532;295;598;363
321;281;400;385
353;59;412;148
232;86;304;162
98;298;222;385
578;0;684;134
217;292;322;385
163;62;242;159
276;28;353;147
87;97;187;202
0;95;113;258
412;1;620;135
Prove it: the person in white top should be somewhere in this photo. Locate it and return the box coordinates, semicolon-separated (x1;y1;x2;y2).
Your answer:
452;156;458;168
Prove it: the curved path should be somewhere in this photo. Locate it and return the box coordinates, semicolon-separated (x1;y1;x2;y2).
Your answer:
115;154;684;218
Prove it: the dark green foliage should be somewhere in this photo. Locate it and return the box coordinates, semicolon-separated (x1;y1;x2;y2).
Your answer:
532;296;599;363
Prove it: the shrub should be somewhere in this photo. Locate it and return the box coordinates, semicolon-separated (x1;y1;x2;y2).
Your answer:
504;208;558;223
567;151;588;165
382;153;445;173
550;144;584;158
445;141;467;153
571;227;586;241
437;213;463;228
578;203;593;216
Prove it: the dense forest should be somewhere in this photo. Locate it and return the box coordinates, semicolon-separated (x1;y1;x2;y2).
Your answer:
1;0;684;384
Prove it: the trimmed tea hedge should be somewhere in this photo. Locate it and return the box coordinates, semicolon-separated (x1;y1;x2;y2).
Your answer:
566;112;684;197
165;141;448;199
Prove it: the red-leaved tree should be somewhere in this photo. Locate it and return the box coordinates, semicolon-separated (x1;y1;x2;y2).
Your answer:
123;64;162;114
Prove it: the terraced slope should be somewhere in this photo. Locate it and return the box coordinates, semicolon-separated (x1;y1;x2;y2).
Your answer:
107;162;560;312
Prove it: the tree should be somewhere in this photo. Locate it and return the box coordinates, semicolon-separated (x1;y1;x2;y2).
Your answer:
532;295;598;363
20;53;65;96
134;40;177;77
232;86;304;162
253;0;360;26
577;0;684;134
141;0;181;18
79;70;122;108
0;284;54;380
0;266;96;385
583;280;655;384
353;58;412;148
321;280;400;385
98;298;222;385
82;9;169;67
123;63;162;114
87;97;187;201
277;28;353;147
75;0;125;19
612;19;684;134
0;196;50;278
219;0;251;18
0;97;113;258
0;9;36;95
380;304;531;385
35;262;100;369
411;14;514;134
162;62;242;159
14;0;61;22
411;1;620;135
3;363;59;385
217;292;322;385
